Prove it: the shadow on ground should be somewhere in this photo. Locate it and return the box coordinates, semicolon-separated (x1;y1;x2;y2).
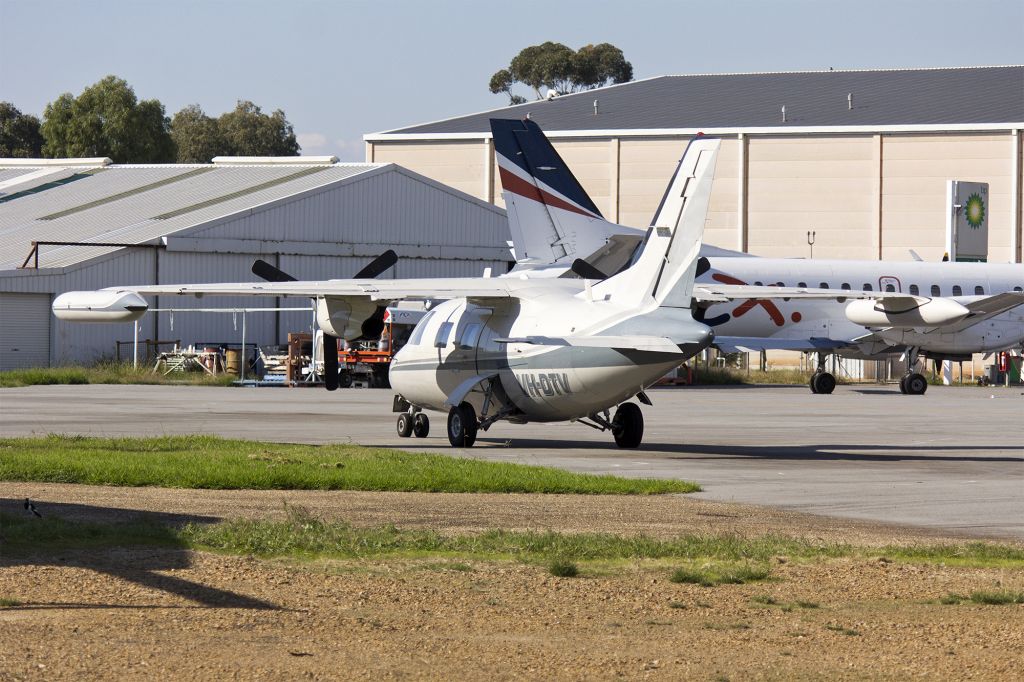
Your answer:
0;498;278;611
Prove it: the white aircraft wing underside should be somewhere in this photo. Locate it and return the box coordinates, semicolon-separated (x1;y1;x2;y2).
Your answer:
714;336;850;353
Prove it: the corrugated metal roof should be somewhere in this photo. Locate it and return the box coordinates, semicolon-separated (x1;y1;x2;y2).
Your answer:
0;162;382;270
376;66;1024;136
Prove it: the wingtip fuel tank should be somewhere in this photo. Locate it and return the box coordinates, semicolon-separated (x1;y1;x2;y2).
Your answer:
52;290;149;322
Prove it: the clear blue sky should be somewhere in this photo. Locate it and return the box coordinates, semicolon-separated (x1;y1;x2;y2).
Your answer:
2;0;1022;161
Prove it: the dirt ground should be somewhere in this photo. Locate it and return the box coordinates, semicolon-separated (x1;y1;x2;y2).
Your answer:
2;485;1022;681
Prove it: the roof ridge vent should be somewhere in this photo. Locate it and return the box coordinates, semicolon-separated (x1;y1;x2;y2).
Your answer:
0;157;112;167
212;156;338;166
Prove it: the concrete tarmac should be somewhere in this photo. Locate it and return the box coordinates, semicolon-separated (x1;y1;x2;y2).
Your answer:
1;383;1021;539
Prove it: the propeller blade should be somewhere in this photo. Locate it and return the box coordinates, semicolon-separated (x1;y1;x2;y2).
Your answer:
323;333;339;391
695;256;711;277
354;249;398;279
570;258;608;281
252;259;298;282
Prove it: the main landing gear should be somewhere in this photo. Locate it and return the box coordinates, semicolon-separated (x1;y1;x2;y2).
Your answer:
898;347;928;395
447;402;478;447
611;403;644;448
577;401;646;449
809;352;836;394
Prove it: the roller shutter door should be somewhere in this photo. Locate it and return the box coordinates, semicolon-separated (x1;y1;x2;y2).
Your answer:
0;293;51;370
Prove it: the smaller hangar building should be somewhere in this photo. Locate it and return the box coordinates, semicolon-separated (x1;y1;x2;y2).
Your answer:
0;157;511;370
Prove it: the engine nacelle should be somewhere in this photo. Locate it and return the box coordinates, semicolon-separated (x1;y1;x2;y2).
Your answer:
316;296;380;340
845;296;969;328
52;290;149;322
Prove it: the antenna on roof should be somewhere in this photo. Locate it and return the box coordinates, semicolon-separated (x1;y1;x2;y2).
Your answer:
781;105;786;123
848;93;853;110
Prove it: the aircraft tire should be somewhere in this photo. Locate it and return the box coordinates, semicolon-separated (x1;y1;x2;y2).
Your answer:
339;372;353;389
814;372;836;395
613;403;644;448
396;413;413;438
809;373;819;394
413;413;430;438
905;373;928;395
447;402;477;447
898;375;908;394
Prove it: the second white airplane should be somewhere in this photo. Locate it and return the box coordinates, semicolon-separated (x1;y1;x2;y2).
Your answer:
490;118;1024;396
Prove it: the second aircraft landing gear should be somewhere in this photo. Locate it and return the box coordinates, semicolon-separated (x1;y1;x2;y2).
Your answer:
809;352;836;394
899;347;928;395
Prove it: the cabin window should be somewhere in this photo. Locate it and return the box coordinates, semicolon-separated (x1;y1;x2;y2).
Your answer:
841;283;851;290
457;324;482;351
754;281;763;286
407;311;435;346
952;285;962;296
931;285;941;296
862;283;873;291
434;321;454;348
819;282;829;289
885;283;896;292
798;282;807;288
1014;287;1023;293
974;285;985;295
909;284;919;295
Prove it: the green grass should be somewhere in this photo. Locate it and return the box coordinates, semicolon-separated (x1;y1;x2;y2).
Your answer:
942;591;1024;605
548;559;579;577
0;362;237;388
669;563;771;586
0;597;22;607
4;508;1022;574
0;435;699;494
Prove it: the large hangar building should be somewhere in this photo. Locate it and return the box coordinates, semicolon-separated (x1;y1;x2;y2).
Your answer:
0;157;510;370
366;65;1023;264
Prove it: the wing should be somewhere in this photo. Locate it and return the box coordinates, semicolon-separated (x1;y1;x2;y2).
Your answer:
100;277;522;302
694;284;908;303
714;336;849;353
921;292;1024;334
53;276;566;340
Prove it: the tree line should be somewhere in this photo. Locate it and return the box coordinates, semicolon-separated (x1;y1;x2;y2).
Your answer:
0;75;299;163
489;42;633;104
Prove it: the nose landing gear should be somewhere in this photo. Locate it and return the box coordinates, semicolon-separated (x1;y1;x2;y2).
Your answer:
396;408;430;438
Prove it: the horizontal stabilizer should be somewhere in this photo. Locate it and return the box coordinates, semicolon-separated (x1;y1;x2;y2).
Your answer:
495;335;685;355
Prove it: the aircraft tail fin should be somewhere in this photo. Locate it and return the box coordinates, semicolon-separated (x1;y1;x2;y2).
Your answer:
490;118;641;267
593;137;721;308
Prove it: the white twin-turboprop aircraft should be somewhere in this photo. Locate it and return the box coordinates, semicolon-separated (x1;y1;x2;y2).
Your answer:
55;138;730;448
490;118;1024;396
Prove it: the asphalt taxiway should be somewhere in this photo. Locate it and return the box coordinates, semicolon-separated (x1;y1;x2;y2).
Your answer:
1;383;1020;539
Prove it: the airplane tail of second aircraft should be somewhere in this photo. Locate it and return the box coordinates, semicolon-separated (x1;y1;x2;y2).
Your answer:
490;118;643;272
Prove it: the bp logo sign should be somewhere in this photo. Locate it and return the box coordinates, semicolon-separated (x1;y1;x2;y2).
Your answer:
964;192;985;229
